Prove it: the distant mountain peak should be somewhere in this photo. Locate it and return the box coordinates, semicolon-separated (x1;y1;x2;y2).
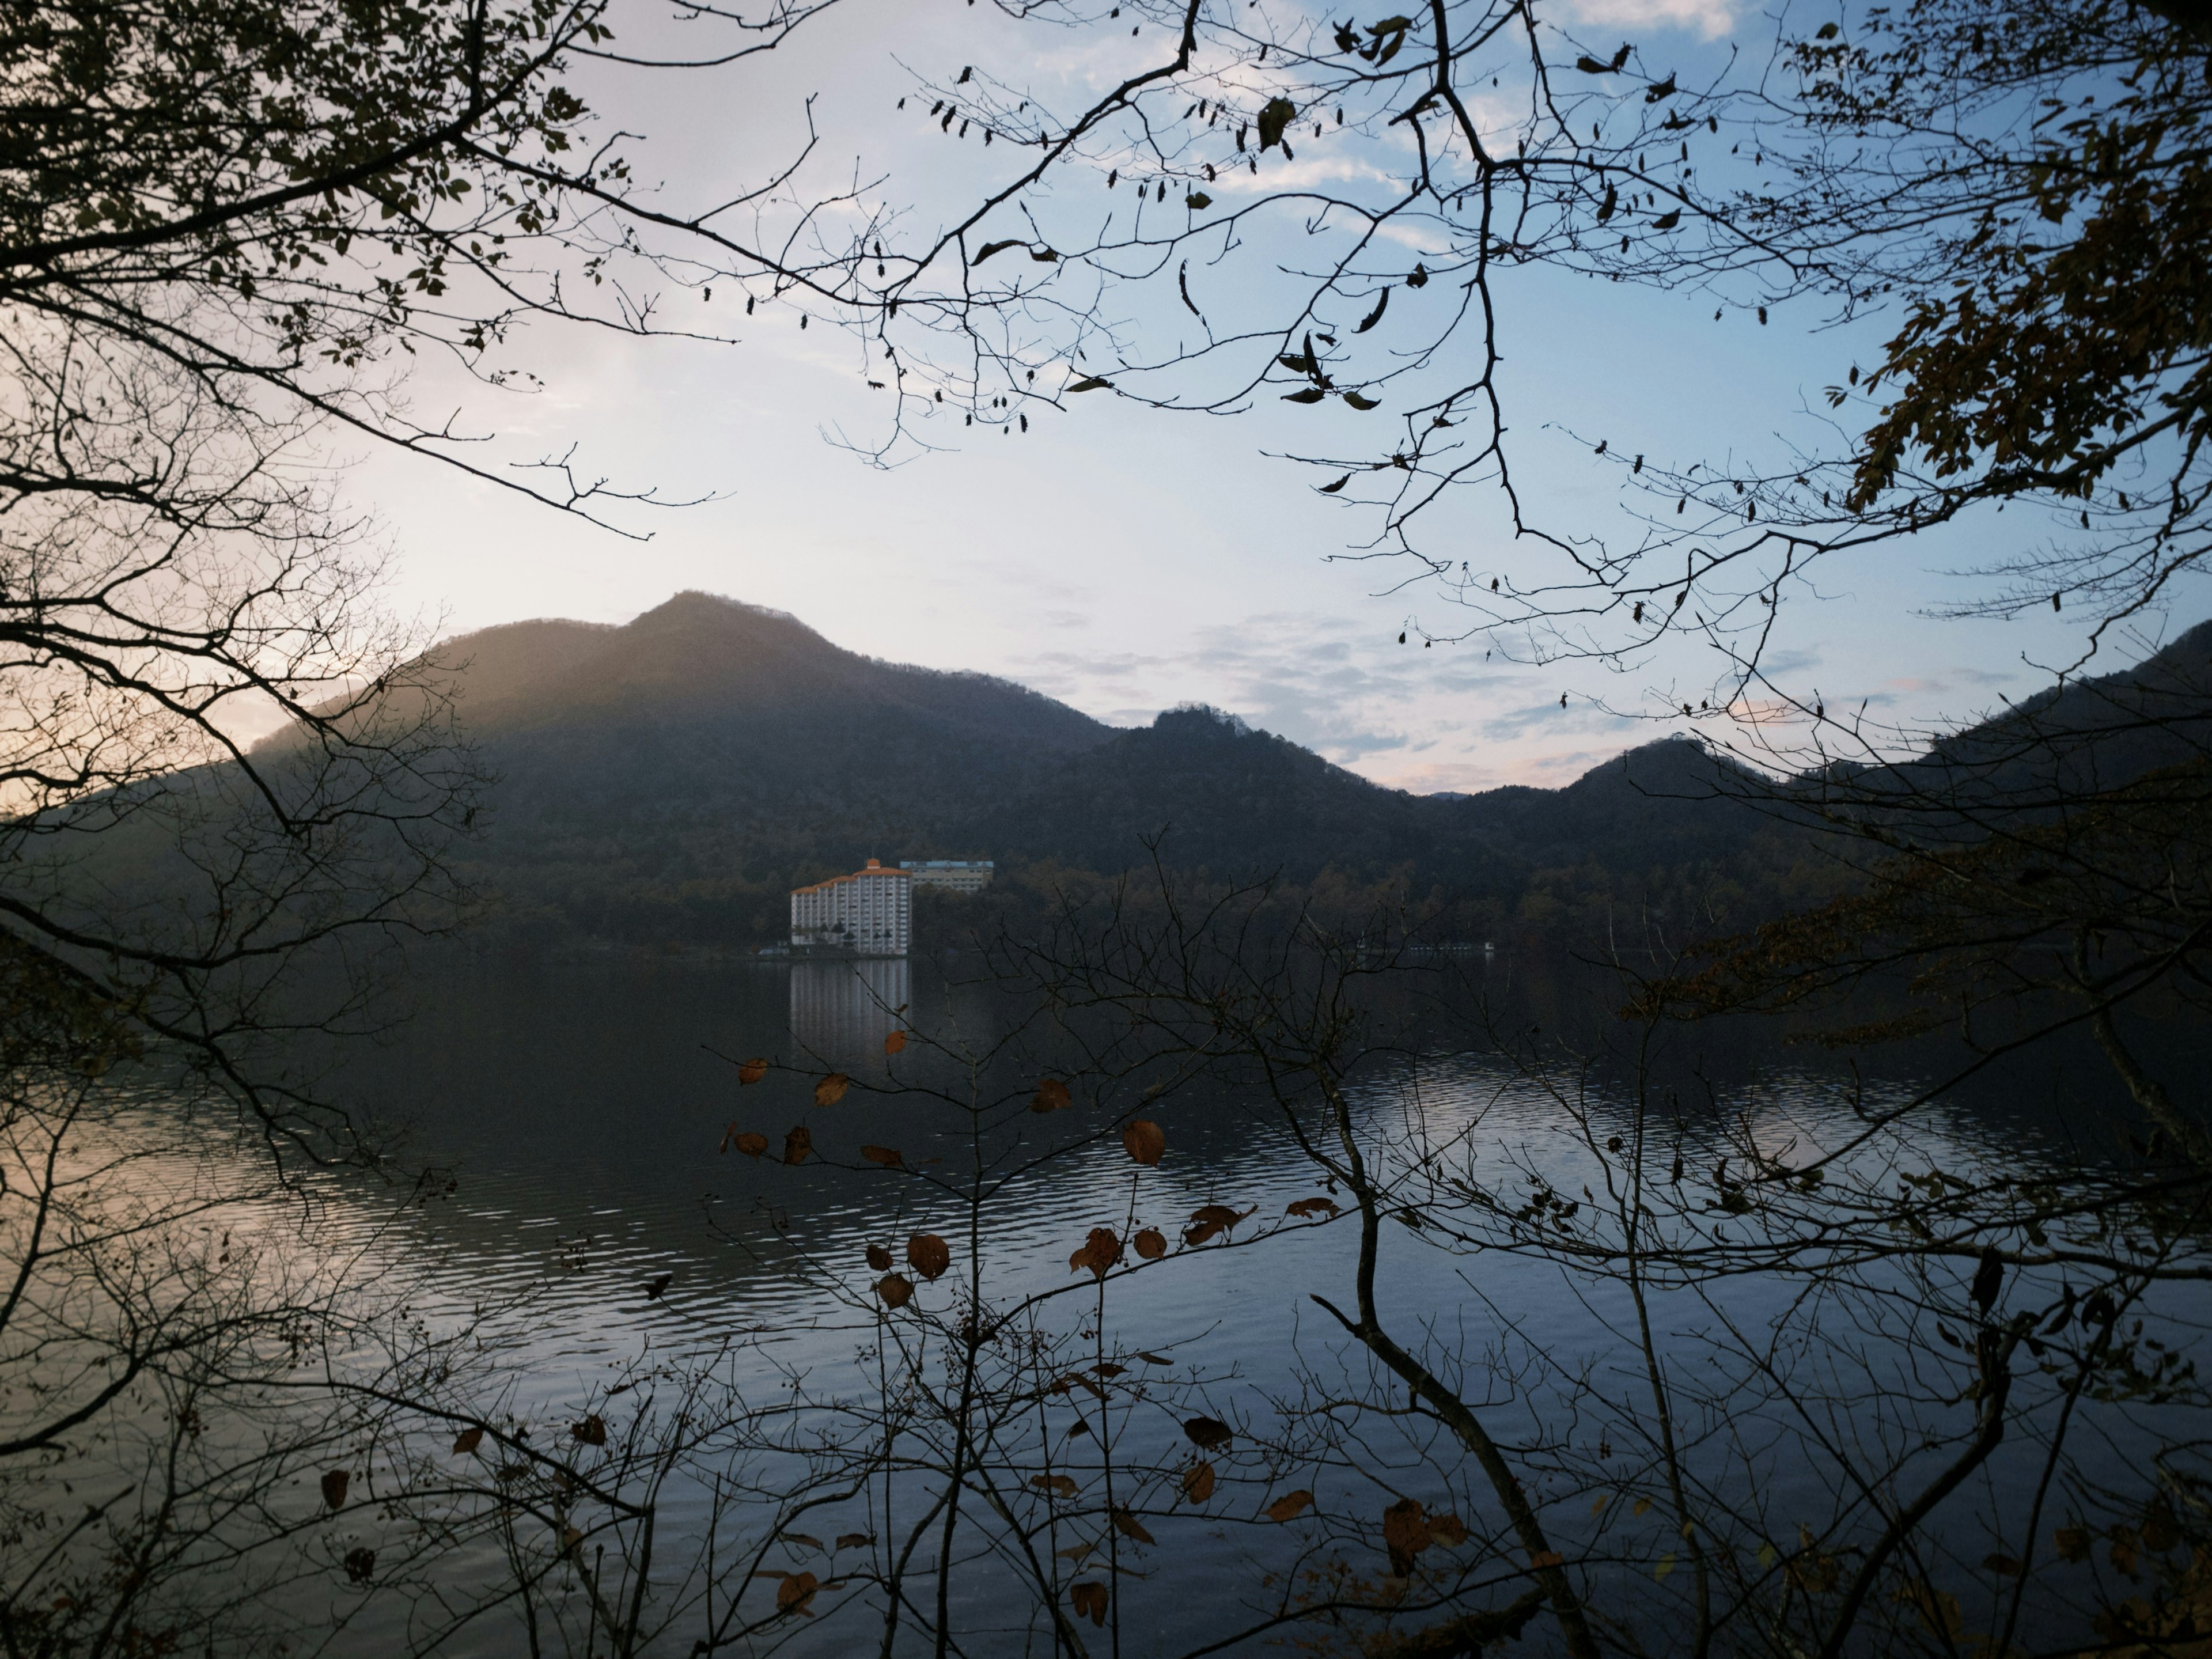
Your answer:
628;590;820;635
1154;703;1255;737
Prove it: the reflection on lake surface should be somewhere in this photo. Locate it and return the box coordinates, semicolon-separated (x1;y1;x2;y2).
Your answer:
788;957;911;1060
31;956;2208;1658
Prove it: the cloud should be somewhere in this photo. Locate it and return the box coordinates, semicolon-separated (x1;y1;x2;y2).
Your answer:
1559;0;1739;40
1009;607;1660;791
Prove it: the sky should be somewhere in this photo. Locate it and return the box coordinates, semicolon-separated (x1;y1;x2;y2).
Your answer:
343;0;2209;794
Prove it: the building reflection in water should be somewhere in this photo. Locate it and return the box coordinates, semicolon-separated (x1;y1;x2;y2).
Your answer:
787;957;911;1069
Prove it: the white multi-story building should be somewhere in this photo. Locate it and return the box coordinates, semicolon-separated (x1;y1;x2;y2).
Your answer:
900;859;995;895
790;859;912;956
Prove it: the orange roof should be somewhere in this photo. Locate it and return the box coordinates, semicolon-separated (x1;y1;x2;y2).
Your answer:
790;862;915;896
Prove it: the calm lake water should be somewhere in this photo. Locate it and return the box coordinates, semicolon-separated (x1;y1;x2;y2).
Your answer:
218;956;2212;1654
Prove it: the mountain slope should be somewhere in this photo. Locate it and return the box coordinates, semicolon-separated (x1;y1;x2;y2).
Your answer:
358;593;2211;952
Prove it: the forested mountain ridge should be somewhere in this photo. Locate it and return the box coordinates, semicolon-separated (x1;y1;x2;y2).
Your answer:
354;593;2210;952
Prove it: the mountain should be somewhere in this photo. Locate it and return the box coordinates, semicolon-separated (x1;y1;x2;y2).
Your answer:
972;704;1766;893
362;593;1797;949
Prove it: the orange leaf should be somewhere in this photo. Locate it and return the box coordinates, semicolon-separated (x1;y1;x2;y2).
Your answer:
1031;1077;1073;1113
1184;1415;1232;1450
1428;1511;1469;1546
738;1058;769;1085
1182;1460;1216;1503
730;1131;768;1158
320;1469;350;1510
1183;1219;1223;1247
776;1570;819;1614
1069;1226;1123;1279
836;1532;872;1550
783;1126;813;1165
876;1273;914;1308
1031;1473;1080;1497
1264;1490;1314;1522
452;1426;484;1456
1113;1507;1156;1545
907;1233;952;1281
814;1073;850;1108
1133;1227;1167;1259
884;1030;908;1055
1286;1196;1340;1218
1122;1120;1165;1166
861;1145;904;1168
865;1243;893;1271
573;1414;607;1446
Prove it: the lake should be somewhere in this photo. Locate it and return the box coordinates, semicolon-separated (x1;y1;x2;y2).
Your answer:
31;952;2210;1658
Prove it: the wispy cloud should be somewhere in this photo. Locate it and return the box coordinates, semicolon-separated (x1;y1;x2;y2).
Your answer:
1013;607;1654;791
1558;0;1741;42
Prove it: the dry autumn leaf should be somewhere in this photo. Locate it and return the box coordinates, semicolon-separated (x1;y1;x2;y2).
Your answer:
776;1571;819;1614
738;1058;769;1085
1055;1372;1107;1400
1384;1498;1434;1575
860;1145;904;1168
884;1030;907;1055
1132;1227;1167;1260
1190;1204;1249;1230
1092;1361;1126;1378
1138;1350;1173;1364
320;1469;349;1510
573;1415;607;1446
783;1126;813;1165
452;1427;483;1455
1182;1460;1216;1503
835;1532;872;1550
865;1243;893;1271
1031;1077;1072;1113
729;1131;768;1158
1428;1511;1469;1546
1184;1415;1232;1450
1069;1581;1108;1626
1531;1550;1566;1570
1031;1473;1080;1498
813;1074;850;1108
906;1233;951;1281
876;1273;914;1309
1122;1120;1165;1166
1069;1226;1122;1279
561;1525;584;1554
1264;1490;1314;1522
1286;1196;1340;1218
1113;1508;1156;1545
